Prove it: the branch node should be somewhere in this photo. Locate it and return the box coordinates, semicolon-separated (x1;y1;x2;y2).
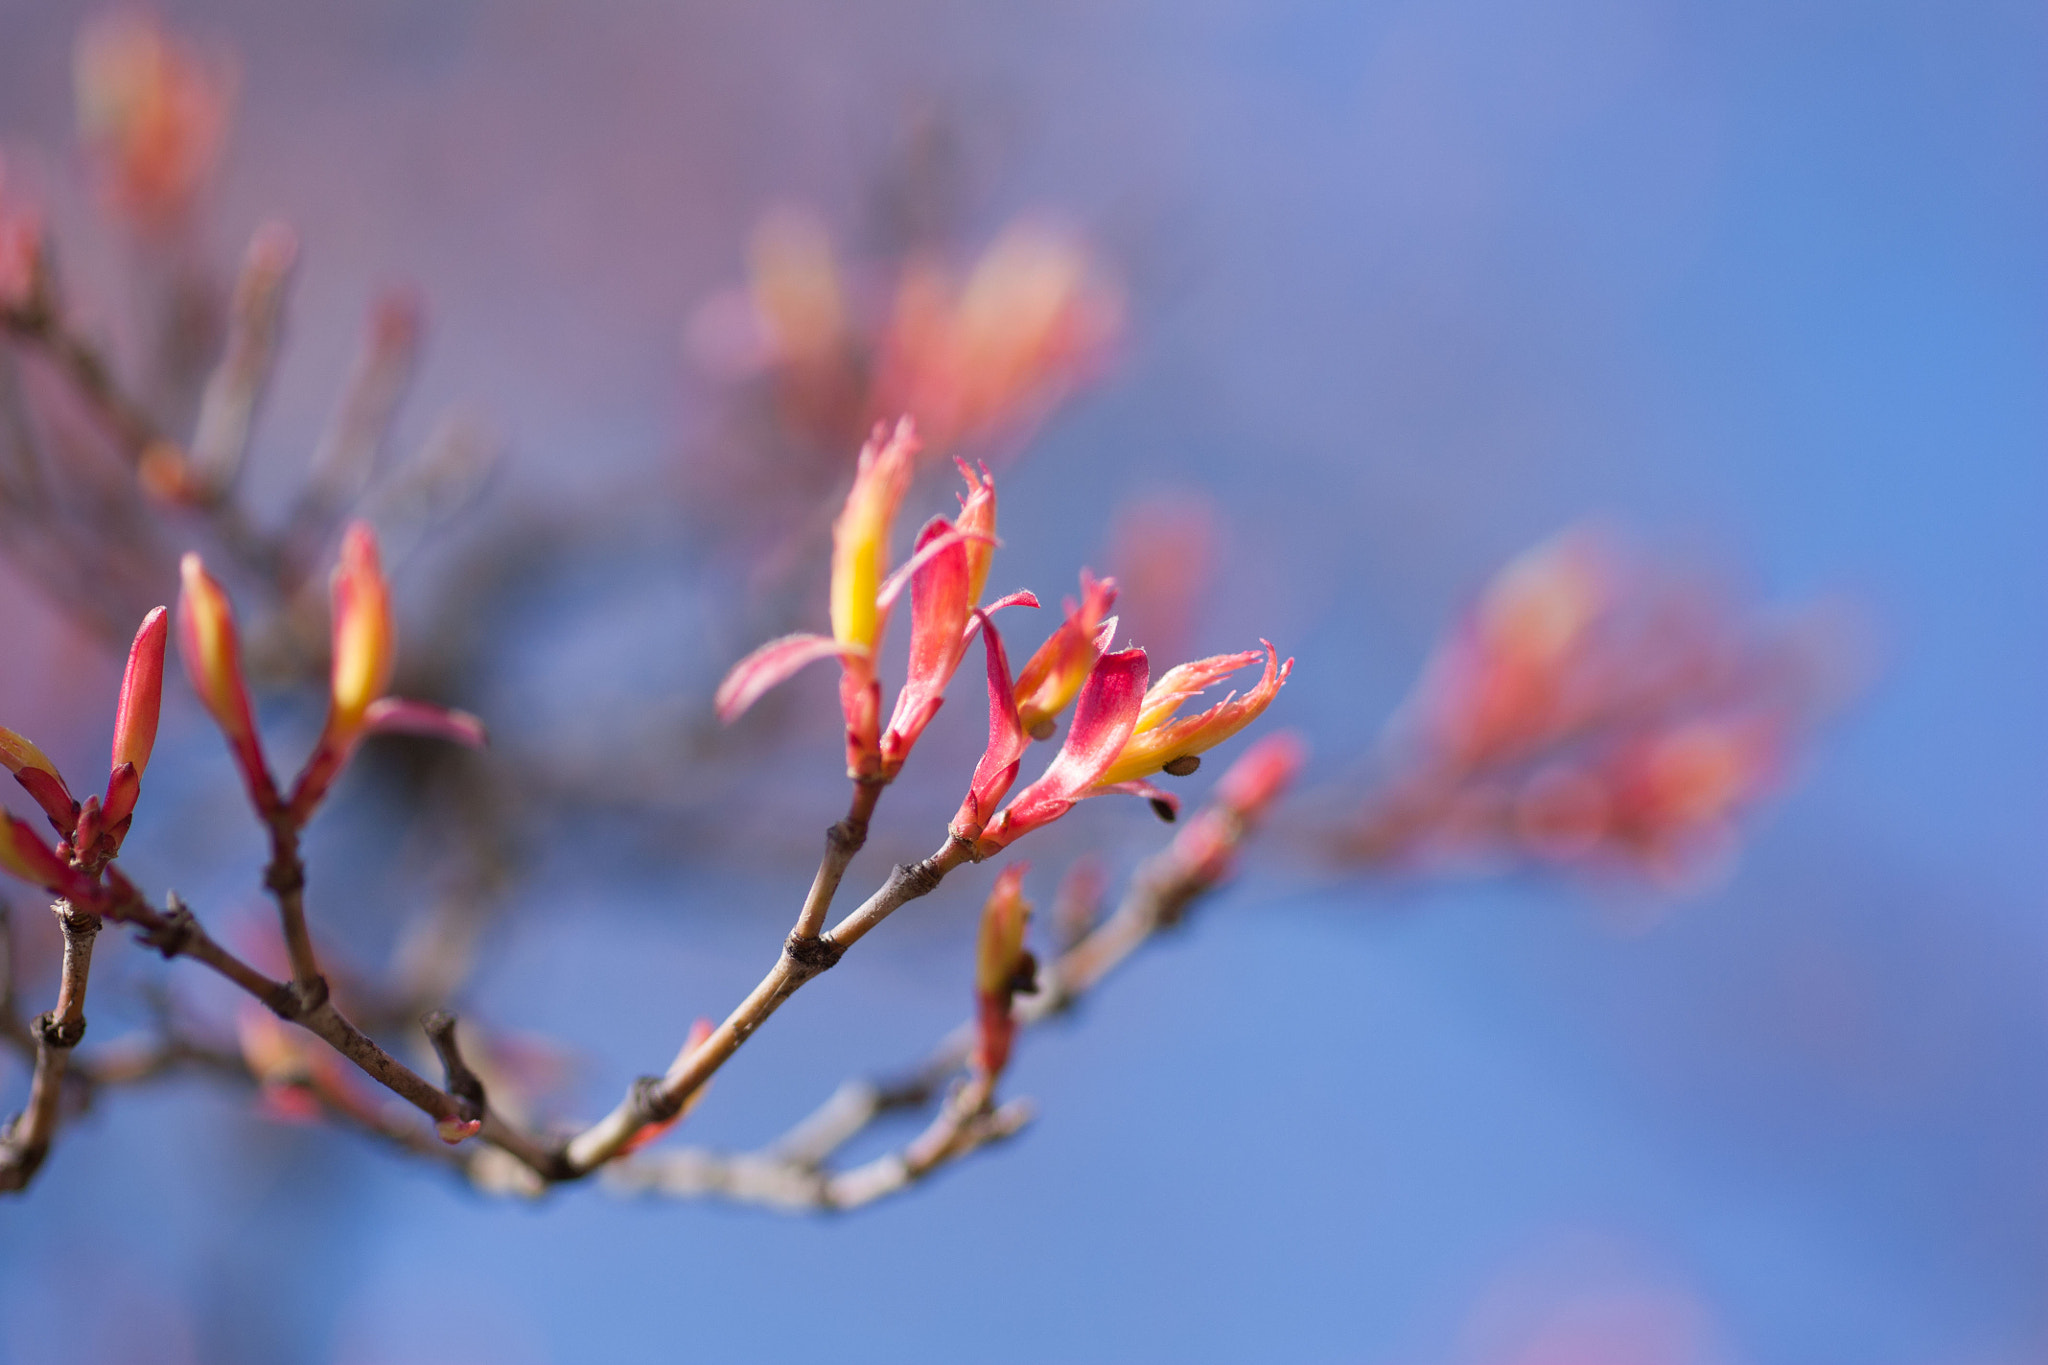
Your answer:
891;858;945;900
33;1009;83;1050
784;932;844;976
627;1073;681;1129
262;979;307;1019
136;895;198;959
824;816;864;860
289;973;330;1016
54;904;102;940
262;852;306;897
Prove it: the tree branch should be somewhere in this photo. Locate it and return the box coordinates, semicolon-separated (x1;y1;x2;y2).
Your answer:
605;782;1277;1209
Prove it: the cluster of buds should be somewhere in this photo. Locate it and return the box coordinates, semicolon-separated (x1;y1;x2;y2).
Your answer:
0;522;484;907
1355;527;1832;880
176;521;484;826
716;419;1034;781
74;10;233;232
955;625;1292;858
872;221;1122;459
235;1004;352;1126
717;415;1294;860
0;607;168;902
691;211;1120;462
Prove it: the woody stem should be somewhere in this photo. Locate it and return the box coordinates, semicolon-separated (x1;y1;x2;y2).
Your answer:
0;901;100;1191
791;777;883;942
263;815;323;1004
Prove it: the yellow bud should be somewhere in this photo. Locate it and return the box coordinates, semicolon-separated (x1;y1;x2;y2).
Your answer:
829;419;918;651
177;553;255;748
328;522;395;737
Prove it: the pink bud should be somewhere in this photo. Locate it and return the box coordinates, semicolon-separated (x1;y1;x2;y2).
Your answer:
0;725;79;834
0;814;92;901
111;606;168;781
1211;730;1309;823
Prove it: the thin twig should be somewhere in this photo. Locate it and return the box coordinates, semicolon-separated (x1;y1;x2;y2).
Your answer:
791;778;883;941
262;817;324;1005
558;834;974;1178
1;305;163;464
0;901;101;1191
186;223;295;494
610;789;1275;1208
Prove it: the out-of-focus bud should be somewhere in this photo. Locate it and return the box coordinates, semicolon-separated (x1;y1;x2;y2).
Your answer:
0;813;92;901
0;726;79;834
1148;732;1309;891
1051;856;1106;950
1604;716;1781;868
74;12;233;231
0;160;42;314
876;222;1122;456
436;1116;484;1144
1110;492;1218;665
974;865;1034;997
976;647;1149;857
288;523;482;821
188;220;299;491
973;865;1036;1079
685;209;861;458
1351;523;1844;877
1212;730;1308;823
622;1017;718;1154
750;209;848;379
176;552;271;809
1166;807;1236;884
235;1006;322;1124
110;606;168;782
1422;529;1614;764
1096;642;1292;789
1014;571;1118;739
327;522;395;742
